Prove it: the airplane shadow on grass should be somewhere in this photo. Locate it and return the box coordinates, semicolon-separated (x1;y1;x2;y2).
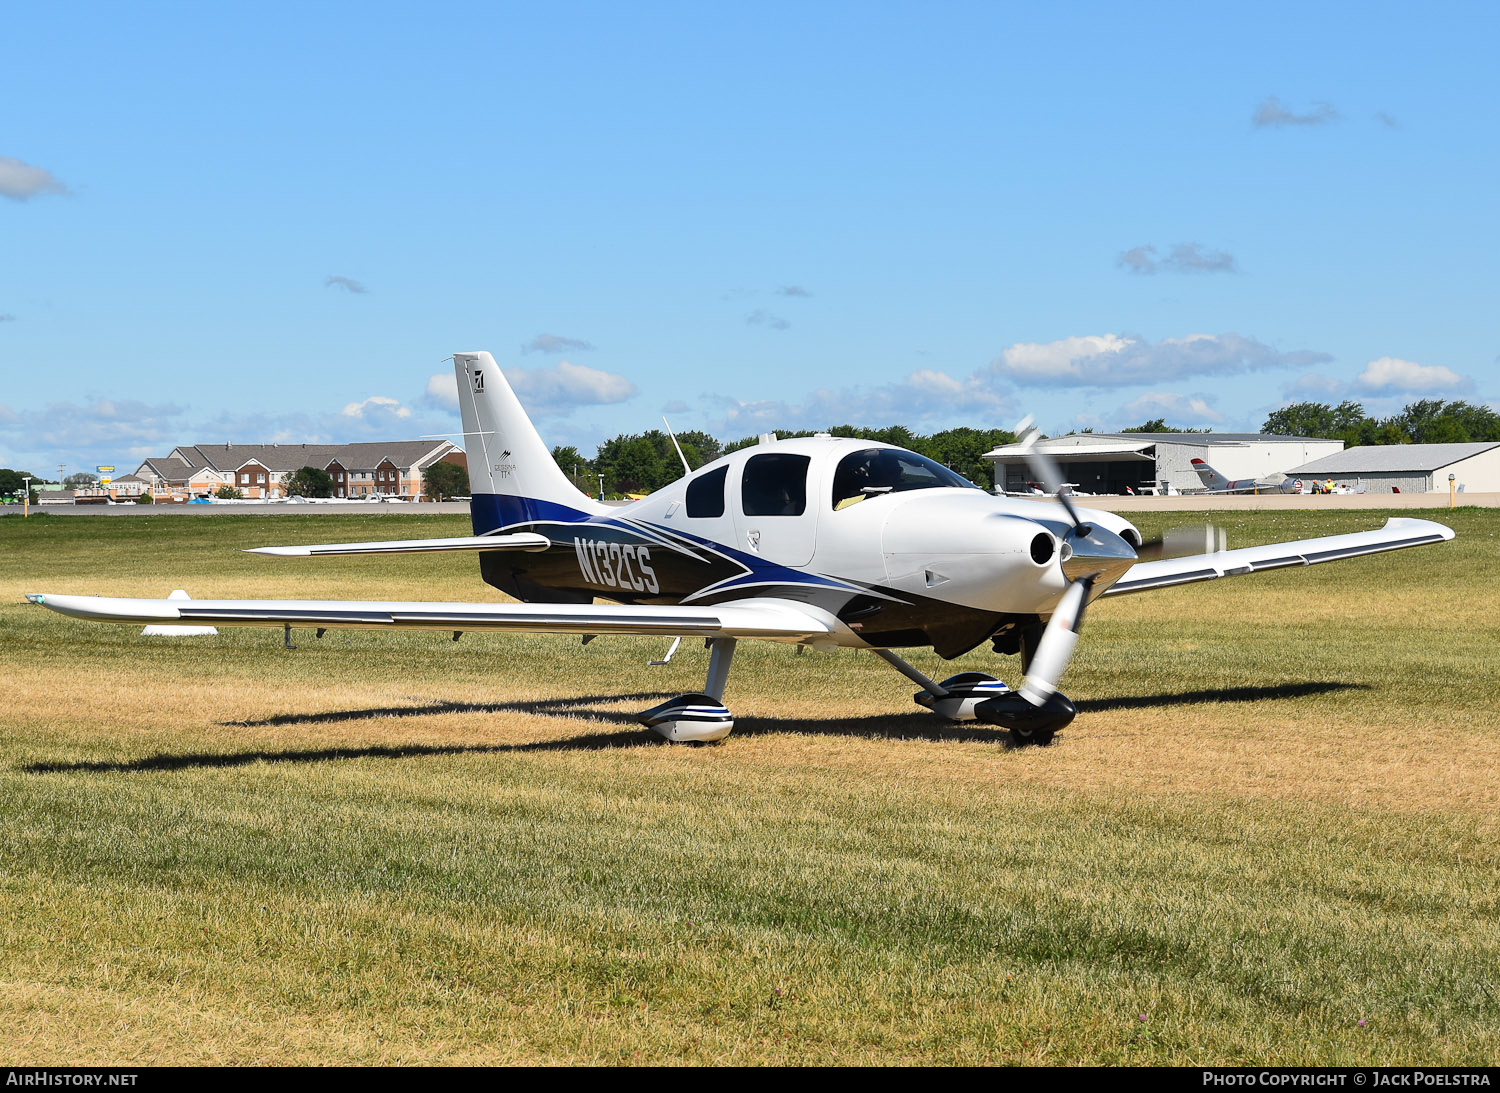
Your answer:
22;680;1369;775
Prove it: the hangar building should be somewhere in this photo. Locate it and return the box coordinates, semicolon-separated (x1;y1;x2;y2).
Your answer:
983;432;1344;495
1286;442;1500;495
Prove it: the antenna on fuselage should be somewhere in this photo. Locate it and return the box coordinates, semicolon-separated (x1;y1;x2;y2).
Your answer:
662;417;691;475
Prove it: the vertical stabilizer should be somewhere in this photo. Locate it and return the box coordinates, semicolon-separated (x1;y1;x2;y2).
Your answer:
1189;458;1230;491
454;352;606;533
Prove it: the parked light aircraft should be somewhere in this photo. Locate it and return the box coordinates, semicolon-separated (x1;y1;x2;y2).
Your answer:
1190;458;1301;495
27;353;1455;745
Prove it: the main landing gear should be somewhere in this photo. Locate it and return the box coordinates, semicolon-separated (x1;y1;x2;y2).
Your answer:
873;649;1076;746
637;637;738;743
636;640;1076;747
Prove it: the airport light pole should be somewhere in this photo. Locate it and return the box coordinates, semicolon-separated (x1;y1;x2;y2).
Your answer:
1449;473;1456;509
22;476;31;518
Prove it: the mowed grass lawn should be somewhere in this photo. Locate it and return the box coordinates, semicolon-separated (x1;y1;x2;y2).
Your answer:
0;507;1496;1065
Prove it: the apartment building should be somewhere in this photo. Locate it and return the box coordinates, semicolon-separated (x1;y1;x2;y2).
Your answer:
132;440;466;500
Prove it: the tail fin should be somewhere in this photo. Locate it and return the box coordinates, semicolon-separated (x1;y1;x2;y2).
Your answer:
453;352;606;533
1189;458;1229;490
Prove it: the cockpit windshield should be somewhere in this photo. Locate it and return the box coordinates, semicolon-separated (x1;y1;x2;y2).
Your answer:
831;448;979;510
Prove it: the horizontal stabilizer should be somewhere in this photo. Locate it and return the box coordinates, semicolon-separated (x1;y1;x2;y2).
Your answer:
245;532;551;557
1103;517;1453;597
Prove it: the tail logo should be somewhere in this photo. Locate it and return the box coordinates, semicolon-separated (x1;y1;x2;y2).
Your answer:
472;370;485;393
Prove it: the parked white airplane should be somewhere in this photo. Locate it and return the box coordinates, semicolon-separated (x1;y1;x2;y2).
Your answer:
1190;458;1300;495
27;353;1455;745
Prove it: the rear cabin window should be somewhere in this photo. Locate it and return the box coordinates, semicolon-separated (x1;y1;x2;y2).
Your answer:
741;453;810;516
831;448;977;510
685;464;728;518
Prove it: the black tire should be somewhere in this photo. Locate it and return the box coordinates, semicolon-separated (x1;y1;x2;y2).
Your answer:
1009;726;1055;747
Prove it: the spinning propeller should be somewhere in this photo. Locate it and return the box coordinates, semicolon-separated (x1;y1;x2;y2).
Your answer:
1011;417;1109;711
968;419;1134;741
990;423;1228;739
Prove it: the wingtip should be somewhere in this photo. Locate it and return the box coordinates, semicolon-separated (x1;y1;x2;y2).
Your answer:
1382;516;1457;541
24;593;42;605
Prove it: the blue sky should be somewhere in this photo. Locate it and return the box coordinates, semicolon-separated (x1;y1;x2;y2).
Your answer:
3;1;1497;475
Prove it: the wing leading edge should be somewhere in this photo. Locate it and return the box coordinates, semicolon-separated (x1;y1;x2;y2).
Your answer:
1103;516;1453;597
23;592;839;643
245;532;551;557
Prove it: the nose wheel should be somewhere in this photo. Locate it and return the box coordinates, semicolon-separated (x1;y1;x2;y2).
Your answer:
877;649;1076;745
970;691;1076;746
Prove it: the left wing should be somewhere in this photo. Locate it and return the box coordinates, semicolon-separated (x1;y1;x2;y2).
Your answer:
23;592;839;643
244;532;551;557
1103;516;1453;597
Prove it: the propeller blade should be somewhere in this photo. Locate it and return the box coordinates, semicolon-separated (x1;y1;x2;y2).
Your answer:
1015;417;1088;531
1134;523;1229;561
1018;578;1089;707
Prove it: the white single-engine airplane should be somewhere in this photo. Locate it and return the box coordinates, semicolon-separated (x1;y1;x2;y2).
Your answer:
27;353;1455;745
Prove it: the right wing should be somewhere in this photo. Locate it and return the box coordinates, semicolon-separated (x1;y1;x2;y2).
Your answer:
24;592;840;643
1103;516;1453;597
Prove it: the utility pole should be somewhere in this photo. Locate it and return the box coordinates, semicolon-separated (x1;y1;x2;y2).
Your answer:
22;476;31;518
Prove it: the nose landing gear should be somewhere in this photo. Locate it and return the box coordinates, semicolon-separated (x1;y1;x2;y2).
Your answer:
970;690;1076;746
876;648;1075;746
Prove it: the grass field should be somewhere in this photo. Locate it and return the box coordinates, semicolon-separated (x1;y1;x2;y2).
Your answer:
1;507;1497;1065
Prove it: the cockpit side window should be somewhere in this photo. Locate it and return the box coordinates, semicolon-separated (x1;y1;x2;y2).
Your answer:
685;464;728;518
831;448;977;510
741;453;810;516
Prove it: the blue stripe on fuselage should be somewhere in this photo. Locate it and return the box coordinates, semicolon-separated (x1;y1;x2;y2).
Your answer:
470;492;867;599
470;493;595;535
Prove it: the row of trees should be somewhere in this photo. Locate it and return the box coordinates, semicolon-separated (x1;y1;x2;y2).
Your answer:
552;425;1017;497
547;397;1498;499
0;468;46;504
1262;399;1500;446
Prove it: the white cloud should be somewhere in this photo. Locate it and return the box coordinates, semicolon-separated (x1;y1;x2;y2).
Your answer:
1114;392;1227;427
0;387;468;472
989;332;1330;387
709;368;1015;434
1252;97;1340;128
425;372;460;410
523;333;595;355
1354;356;1468;394
747;309;790;331
1118;243;1238;275
506;360;637;417
1283;372;1347;397
0;398;187;471
0;156;69;201
340;395;412;419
